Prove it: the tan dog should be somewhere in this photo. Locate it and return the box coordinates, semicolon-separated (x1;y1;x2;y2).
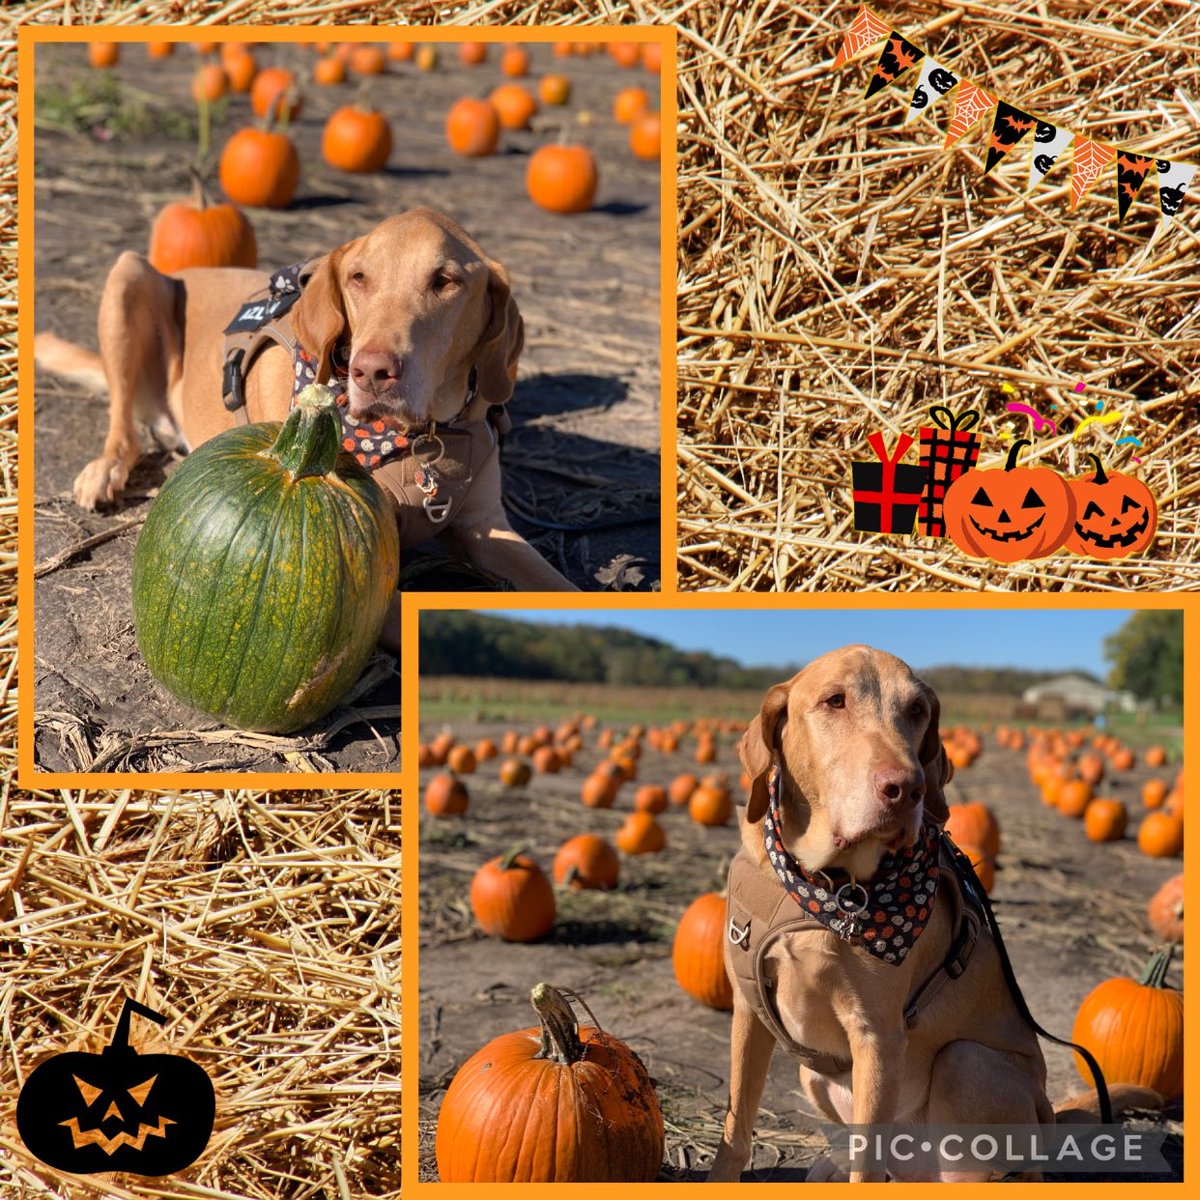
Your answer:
709;645;1055;1183
36;207;579;594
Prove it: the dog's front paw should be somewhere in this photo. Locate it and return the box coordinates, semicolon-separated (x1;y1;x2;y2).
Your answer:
73;456;128;510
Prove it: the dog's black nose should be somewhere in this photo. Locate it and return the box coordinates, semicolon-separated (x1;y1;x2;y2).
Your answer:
875;767;924;808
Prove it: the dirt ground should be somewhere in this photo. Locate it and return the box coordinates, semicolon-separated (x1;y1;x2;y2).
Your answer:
417;716;1183;1182
31;40;662;773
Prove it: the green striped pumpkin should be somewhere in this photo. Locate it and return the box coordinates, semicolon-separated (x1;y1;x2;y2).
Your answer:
132;384;399;734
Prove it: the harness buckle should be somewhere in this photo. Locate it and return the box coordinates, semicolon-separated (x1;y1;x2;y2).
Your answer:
728;917;751;950
423;496;452;524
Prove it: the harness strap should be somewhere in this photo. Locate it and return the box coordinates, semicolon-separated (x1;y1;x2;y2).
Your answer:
941;839;1113;1124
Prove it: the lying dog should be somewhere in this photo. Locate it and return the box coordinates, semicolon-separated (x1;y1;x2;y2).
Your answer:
35;207;579;598
709;645;1060;1183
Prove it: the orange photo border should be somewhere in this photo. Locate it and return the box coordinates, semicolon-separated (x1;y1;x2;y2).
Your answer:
16;21;678;791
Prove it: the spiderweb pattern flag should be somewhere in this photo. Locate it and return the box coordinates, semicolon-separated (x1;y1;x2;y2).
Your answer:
1070;135;1116;209
833;5;891;69
943;80;997;149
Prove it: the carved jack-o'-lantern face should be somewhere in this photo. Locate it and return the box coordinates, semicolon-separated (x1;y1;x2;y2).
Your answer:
17;998;215;1176
943;439;1076;563
1065;455;1157;559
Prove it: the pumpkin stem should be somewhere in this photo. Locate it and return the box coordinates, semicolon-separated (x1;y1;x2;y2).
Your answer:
108;996;167;1055
1004;439;1031;471
265;383;343;481
562;864;580;887
499;845;530;871
196;86;211;160
531;983;585;1066
1086;453;1109;484
1138;944;1175;989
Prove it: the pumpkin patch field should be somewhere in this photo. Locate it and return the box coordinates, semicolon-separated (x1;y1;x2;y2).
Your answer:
417;690;1183;1181
30;37;662;773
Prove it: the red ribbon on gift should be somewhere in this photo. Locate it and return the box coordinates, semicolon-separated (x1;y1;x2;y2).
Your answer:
854;432;921;532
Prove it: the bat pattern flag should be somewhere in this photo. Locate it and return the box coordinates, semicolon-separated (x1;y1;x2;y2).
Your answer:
834;4;1196;228
865;31;925;99
985;101;1038;174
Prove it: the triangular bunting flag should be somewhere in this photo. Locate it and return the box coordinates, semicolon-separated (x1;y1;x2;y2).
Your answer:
1070;135;1116;209
833;5;891;69
984;101;1038;174
1155;158;1197;224
943;80;997;149
1027;121;1074;191
865;32;925;99
1114;152;1154;222
902;57;960;127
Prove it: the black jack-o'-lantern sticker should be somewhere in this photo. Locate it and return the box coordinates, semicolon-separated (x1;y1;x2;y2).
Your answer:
17;997;215;1176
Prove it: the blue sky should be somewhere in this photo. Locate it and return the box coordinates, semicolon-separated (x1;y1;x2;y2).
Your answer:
482;609;1143;677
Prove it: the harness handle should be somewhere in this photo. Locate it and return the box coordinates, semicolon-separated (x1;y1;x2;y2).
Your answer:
942;836;1113;1124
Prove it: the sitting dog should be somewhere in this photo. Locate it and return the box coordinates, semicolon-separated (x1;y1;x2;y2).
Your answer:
35;207;579;598
709;645;1062;1182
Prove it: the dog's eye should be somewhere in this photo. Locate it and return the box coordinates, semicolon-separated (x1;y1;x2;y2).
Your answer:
910;699;927;720
348;270;367;286
824;693;846;710
432;270;460;292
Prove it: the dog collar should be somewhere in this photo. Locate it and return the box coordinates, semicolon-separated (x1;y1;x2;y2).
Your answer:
763;764;941;965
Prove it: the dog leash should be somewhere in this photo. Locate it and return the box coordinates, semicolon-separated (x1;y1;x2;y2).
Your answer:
941;837;1113;1125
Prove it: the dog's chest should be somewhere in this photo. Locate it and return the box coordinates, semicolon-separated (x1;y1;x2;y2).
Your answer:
765;931;857;1063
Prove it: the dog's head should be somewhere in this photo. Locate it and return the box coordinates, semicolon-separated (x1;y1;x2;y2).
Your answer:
738;645;951;877
291;207;524;431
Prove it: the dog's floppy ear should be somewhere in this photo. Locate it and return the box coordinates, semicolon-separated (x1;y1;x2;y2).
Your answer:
918;684;952;825
739;681;792;824
292;249;349;386
461;257;524;429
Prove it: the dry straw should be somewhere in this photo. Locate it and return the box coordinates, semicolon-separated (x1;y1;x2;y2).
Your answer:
675;0;1200;591
0;788;401;1198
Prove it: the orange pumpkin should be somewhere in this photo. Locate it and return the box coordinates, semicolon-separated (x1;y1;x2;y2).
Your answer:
250;66;301;122
538;74;572;106
489;83;538;130
1137;810;1183;858
943;440;1076;562
1076;752;1106;787
500;45;529;77
313;54;347;85
1064;455;1157;560
387;42;415;62
147;41;175;60
191;63;229;104
148;182;257;275
475;737;498;762
219;127;299;209
1145;746;1168;768
349;45;387;75
415;45;439;71
1110;746;1136;771
668;773;699;807
458;42;488;66
526;144;598;214
322;101;393;173
554;835;619;890
673;893;733;1010
944;802;1001;858
1071;948;1183;1099
499;757;532;787
222;47;258;92
642;42;662;72
533;746;562;774
470;851;555;941
634;785;668;814
1147;874;1183;942
613;86;649;124
445;98;500;157
688;784;732;827
629;111;661;161
615;812;666;855
425;773;469;817
608;41;641;68
88;43;120;68
1057;779;1094;819
1083;797;1127;842
1142;779;1169;809
417;743;435;768
435;983;663;1181
446;745;476;774
581;772;617;809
